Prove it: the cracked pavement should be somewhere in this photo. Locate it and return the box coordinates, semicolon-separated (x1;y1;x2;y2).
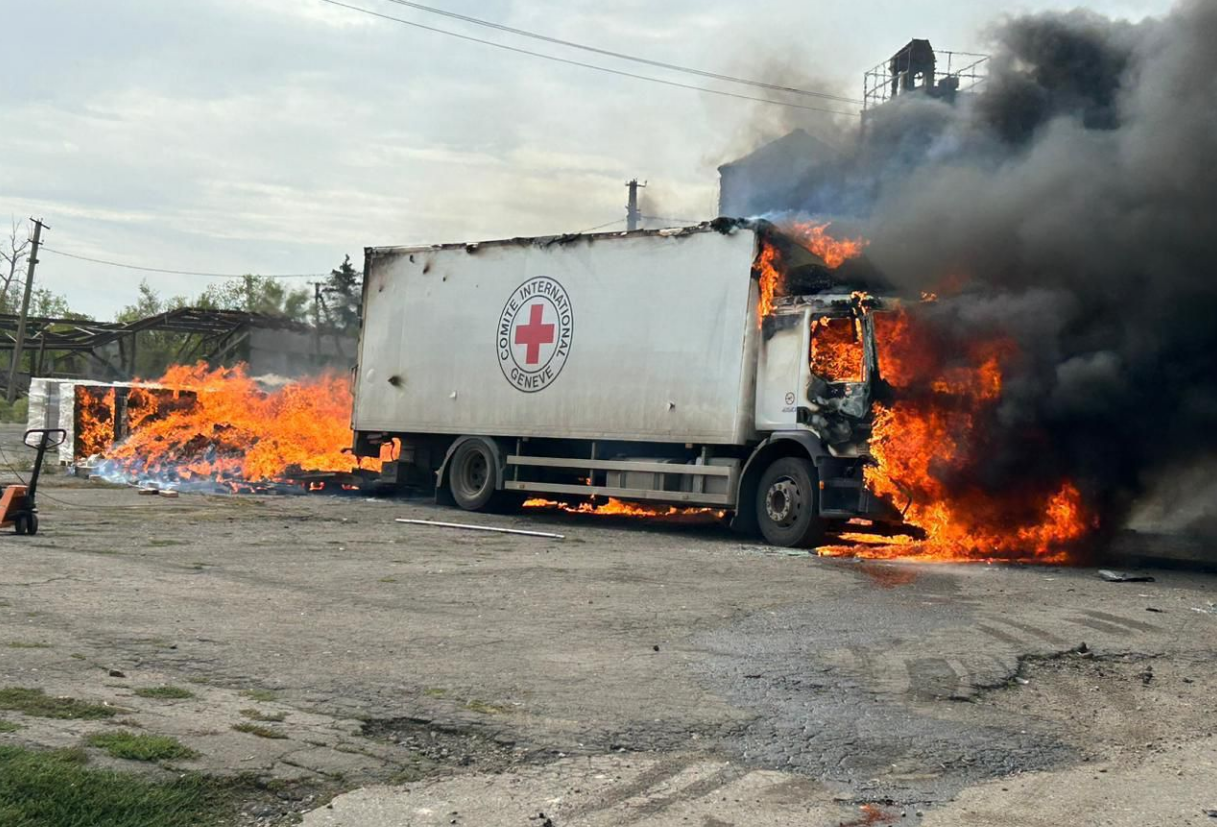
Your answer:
1;452;1215;824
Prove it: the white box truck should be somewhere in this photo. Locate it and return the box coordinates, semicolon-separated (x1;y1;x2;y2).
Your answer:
352;218;899;547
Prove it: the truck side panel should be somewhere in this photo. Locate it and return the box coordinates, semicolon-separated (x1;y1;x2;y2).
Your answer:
355;229;760;444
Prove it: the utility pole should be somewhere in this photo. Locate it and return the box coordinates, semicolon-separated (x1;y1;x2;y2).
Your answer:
625;179;646;231
310;282;324;359
7;218;46;402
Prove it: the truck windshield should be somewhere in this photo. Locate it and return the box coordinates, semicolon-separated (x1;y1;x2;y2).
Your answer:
809;315;864;383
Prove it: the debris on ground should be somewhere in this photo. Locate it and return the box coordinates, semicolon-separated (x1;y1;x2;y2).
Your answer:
395;518;565;540
1098;570;1155;583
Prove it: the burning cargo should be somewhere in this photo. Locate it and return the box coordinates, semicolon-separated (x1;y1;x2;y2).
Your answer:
28;367;386;493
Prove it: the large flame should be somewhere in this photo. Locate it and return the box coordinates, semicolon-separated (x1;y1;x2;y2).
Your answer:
783;221;867;268
810;316;864;382
75;387;117;458
756;222;865;326
822;307;1094;562
80;364;381;487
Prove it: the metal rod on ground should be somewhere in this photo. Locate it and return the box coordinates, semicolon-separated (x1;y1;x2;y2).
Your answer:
394;518;565;539
7;218;46;402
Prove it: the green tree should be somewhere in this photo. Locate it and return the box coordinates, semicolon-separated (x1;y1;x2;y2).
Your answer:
323;255;362;334
199;275;310;322
112;276;312;377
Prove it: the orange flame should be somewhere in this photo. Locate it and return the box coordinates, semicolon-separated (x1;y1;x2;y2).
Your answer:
823;308;1093;562
86;363;381;485
75;387;117;458
523;497;724;519
783;221;867;268
810;316;864;382
756;243;782;322
756;222;865;327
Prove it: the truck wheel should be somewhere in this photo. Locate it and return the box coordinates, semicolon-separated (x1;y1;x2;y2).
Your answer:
448;439;498;511
755;457;823;548
13;513;30;536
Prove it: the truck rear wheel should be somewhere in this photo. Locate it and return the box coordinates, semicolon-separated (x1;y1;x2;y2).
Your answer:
755;457;823;548
448;438;499;511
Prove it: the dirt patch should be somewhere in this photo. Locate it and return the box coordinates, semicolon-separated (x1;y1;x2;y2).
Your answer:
972;649;1217;758
359;716;541;777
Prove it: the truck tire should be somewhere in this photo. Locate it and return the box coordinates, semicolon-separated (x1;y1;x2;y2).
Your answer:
755;457;823;548
448;438;499;511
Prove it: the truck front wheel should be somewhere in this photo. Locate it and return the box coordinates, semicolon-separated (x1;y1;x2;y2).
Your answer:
448;439;498;511
755;457;823;548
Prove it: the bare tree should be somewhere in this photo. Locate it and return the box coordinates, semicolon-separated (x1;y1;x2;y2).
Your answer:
0;217;30;313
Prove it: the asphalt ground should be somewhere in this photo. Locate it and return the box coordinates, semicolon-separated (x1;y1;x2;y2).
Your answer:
0;428;1214;825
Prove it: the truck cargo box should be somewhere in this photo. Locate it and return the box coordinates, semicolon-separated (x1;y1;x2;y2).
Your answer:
355;225;763;445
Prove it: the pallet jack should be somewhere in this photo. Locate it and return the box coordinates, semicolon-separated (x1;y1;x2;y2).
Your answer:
0;429;66;536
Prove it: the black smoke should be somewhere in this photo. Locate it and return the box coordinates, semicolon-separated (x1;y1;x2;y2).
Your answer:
759;2;1217;542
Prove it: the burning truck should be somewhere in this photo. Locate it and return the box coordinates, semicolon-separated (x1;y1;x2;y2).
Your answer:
37;218;1087;561
353;218;908;547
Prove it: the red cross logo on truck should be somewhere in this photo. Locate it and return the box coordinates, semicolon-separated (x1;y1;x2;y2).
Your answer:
514;304;555;365
497;277;574;393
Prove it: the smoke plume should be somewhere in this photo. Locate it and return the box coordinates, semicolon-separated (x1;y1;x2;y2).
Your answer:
750;1;1217;542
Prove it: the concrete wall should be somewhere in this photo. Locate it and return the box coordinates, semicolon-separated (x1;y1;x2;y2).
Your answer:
247;328;357;378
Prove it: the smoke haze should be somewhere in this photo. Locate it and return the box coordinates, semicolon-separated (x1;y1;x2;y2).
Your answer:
748;1;1217;540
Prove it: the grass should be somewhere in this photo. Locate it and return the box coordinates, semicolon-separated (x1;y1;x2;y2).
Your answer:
423;688;448;698
231;723;286;740
0;687;117;720
0;744;233;827
6;643;51;650
0;721;20;733
86;731;198;762
133;686;194;700
377;576;398;583
464;699;510;715
238;708;285;723
239;689;277;702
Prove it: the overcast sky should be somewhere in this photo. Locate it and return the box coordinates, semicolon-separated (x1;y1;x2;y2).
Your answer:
0;0;1174;319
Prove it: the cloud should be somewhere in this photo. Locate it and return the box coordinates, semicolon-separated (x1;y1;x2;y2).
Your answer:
0;0;1175;318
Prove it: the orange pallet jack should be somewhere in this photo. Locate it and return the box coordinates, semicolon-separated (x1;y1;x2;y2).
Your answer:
0;429;66;536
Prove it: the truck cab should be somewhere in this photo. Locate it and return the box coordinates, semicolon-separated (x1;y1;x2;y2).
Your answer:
744;288;899;546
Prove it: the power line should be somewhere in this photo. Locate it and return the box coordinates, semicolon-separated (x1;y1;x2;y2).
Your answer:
316;0;862;117
641;215;701;225
575;218;627;234
377;0;864;105
40;246;325;279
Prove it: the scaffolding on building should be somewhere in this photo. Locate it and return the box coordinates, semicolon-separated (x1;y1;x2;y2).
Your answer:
863;40;990;114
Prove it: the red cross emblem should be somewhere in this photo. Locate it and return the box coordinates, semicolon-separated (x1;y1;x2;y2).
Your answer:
497;277;573;393
513;303;555;365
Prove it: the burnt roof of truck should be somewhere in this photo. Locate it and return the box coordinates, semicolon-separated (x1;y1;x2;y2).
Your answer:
364;217;774;259
364;217;896;296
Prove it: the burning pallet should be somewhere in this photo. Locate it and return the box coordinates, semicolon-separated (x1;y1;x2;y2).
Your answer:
26;366;391;494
